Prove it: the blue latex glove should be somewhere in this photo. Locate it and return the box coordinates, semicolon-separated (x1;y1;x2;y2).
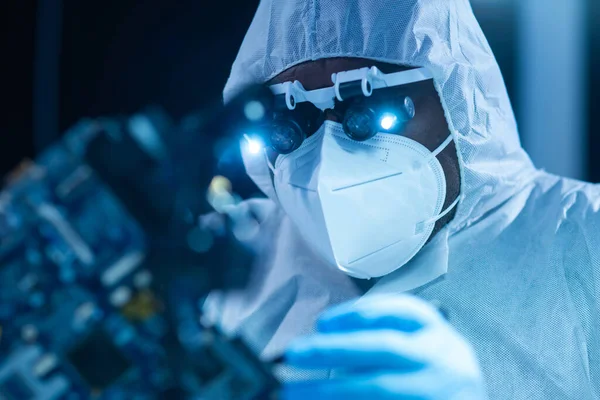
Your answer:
282;294;488;400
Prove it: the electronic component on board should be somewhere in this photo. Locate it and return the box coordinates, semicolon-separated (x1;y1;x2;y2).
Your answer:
66;328;133;392
0;346;69;400
0;86;280;399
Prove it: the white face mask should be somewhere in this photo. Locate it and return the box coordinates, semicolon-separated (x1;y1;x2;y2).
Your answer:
266;121;458;279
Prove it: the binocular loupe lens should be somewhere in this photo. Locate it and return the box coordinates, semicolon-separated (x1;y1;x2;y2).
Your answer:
270;119;306;154
261;95;417;153
343;106;378;141
343;96;416;141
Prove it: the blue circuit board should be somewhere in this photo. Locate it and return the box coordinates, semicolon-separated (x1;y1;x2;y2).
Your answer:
0;135;176;399
0;117;278;400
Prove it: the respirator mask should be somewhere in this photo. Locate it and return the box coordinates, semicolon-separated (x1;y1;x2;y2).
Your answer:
241;67;459;279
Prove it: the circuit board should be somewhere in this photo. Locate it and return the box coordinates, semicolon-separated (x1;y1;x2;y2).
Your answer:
0;118;277;400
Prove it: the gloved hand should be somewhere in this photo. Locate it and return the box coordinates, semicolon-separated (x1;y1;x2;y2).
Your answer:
282;294;488;400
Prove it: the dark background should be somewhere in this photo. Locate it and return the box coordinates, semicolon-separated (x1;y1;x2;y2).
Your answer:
2;1;598;187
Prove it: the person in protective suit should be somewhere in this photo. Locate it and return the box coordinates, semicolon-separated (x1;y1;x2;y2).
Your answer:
204;1;599;398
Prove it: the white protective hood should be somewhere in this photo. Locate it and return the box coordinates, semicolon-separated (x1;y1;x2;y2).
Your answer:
224;0;537;233
208;1;600;398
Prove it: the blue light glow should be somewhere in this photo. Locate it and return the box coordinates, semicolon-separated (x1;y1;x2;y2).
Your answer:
380;113;398;130
243;134;263;155
244;101;266;121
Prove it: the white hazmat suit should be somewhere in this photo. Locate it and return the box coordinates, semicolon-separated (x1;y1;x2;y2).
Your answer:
205;0;600;398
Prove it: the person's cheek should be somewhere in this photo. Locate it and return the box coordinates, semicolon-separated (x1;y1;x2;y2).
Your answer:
401;102;431;148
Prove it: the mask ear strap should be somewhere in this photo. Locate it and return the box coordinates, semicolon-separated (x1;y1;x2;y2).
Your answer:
431;134;454;158
258;148;284;206
415;196;460;234
413;133;458;234
264;149;277;174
